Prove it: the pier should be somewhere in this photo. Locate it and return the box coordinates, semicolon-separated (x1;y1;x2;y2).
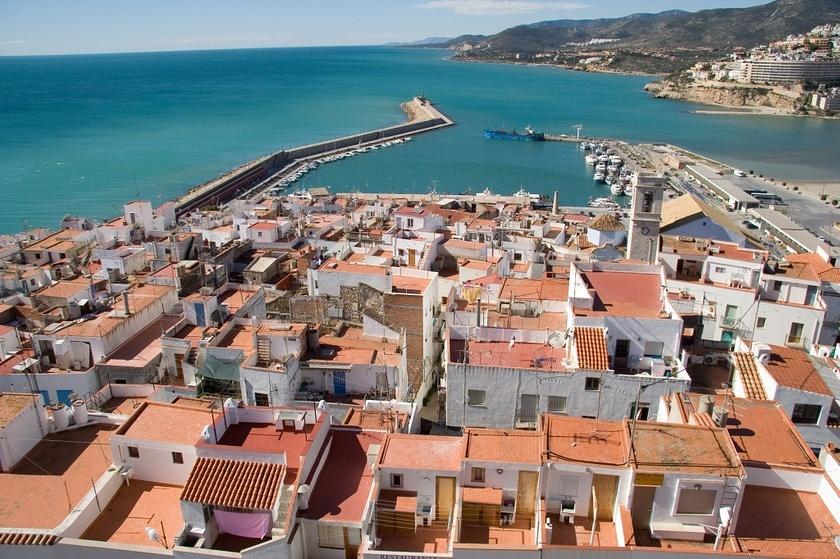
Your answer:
173;97;453;216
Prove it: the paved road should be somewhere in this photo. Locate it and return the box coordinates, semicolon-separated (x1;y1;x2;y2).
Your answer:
727;174;840;246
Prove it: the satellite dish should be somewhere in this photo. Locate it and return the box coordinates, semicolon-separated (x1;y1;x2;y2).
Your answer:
547;331;565;349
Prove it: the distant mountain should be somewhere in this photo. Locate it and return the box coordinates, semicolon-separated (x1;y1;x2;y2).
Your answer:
384;36;453;47
442;0;840;53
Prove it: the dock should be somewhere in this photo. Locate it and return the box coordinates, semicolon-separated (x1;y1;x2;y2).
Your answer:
173;98;453;216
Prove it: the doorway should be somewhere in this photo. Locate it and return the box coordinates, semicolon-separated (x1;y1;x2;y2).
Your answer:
592;474;619;521
516;470;539;519
435;476;456;522
631;486;656;530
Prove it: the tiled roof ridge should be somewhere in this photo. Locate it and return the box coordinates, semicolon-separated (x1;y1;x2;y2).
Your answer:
181;456;284;511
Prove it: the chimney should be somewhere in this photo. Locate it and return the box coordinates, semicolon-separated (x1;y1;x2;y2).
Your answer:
307;327;320;351
122;291;131;316
698;395;714;416
552;191;558;215
712;406;728;428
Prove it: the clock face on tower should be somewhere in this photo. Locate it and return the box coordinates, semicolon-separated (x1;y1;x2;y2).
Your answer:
640;226;650;235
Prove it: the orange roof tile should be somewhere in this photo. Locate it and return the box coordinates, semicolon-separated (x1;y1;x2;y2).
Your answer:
733;352;767;400
464;429;542;465
543;415;628;467
0;393;38;428
574;327;609;371
181;457;283;510
629;422;742;475
762;345;831;396
379;434;463;471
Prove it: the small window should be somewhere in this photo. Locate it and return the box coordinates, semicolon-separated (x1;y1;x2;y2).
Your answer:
714;266;725;273
629;402;650;421
772;280;782;291
584;377;600;391
172;452;184;464
29;279;36;286
317;524;345;549
676;488;717;515
467;389;487;407
787;322;804;345
791;403;821;424
127;446;139;458
643;341;664;357
391;473;403;488
756;317;766;328
548;396;567;413
254;392;269;407
514;253;523;261
471;467;486;483
406;218;414;228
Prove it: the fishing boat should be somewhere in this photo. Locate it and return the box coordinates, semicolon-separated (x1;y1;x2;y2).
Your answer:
483;125;545;141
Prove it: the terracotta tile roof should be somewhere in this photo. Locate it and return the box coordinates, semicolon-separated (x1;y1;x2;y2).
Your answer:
0;393;38;428
762;345;832;396
732;352;767;400
574;327;610;371
0;533;60;545
543;415;628;466
587;213;625;232
378;434;463;471
464;429;543;465
181;457;284;510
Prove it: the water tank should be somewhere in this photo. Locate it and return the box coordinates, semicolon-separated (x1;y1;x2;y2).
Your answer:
52;404;70;430
72;400;88;425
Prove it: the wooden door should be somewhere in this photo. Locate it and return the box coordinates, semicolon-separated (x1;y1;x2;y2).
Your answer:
435;476;456;522
343;527;361;559
592;474;619;521
631;485;656;529
408;249;417;267
516;470;539;519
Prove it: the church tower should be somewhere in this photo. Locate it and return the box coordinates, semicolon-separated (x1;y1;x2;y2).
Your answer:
626;172;665;263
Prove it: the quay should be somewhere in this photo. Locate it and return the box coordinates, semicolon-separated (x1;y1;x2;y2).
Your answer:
173;97;453;216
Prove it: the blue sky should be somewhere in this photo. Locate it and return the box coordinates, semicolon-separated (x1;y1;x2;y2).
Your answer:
1;0;768;55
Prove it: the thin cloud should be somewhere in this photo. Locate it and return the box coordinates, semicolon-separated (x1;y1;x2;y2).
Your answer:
418;0;587;16
0;40;25;45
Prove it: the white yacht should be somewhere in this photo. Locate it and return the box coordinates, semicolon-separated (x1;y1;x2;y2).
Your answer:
624;184;634;196
593;171;606;183
610;182;623;195
585;154;598;165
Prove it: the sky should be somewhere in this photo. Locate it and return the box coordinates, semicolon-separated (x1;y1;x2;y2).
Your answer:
1;0;769;56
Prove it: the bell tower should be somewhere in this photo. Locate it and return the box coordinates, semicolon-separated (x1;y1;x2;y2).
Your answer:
627;172;665;263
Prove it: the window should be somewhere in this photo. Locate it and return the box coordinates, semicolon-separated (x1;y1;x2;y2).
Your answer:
257;231;263;237
471;467;486;483
254;392;269;407
548;396;567;413
714;266;726;273
406;218;414;228
787;322;804;345
675;488;717;515
629;402;650;421
791;403;821;424
127;446;139;458
805;286;818;306
390;473;403;488
584;377;600;391
514;253;523;261
756;317;766;328
29;279;36;286
642;190;654;213
172;452;184;464
317;524;345;549
643;341;664;357
772;280;782;291
467;389;487;407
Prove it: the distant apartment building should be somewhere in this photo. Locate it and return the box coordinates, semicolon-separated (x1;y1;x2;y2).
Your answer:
737;59;840;84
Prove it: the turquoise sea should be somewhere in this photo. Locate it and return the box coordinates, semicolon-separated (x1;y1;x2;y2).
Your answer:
1;46;839;233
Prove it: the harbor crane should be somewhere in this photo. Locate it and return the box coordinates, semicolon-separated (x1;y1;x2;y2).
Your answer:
572;124;583;140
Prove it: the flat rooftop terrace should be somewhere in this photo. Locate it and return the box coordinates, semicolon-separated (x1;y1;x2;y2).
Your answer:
575;271;663;319
0;424;116;529
733;485;840;557
82;481;184;548
212;421;322;467
449;339;566;371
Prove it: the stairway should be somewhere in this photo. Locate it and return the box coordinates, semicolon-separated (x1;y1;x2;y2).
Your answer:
273;484;295;533
257;336;271;367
